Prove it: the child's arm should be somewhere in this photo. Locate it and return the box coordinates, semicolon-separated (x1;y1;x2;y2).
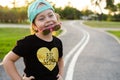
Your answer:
3;51;22;80
57;57;64;79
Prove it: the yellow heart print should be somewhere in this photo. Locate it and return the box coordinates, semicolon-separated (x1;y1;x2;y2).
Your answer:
37;47;58;71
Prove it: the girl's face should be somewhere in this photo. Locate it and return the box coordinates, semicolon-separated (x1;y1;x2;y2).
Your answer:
34;9;58;35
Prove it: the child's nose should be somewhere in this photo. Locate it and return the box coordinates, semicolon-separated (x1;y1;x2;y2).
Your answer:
46;17;51;22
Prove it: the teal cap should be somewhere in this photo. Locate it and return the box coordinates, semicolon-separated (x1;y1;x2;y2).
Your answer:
28;0;54;23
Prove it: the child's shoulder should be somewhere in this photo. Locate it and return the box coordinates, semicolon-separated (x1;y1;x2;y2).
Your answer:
17;34;36;43
20;34;35;40
53;36;62;43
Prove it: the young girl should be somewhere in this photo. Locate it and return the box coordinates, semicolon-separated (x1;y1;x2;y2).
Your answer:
3;0;64;80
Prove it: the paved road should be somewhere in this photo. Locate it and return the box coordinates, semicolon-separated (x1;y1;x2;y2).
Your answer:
0;20;120;80
62;20;120;80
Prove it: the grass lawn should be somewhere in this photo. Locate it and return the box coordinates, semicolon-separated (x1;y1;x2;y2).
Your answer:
83;21;120;28
107;31;120;39
83;21;120;41
0;28;30;59
0;27;62;60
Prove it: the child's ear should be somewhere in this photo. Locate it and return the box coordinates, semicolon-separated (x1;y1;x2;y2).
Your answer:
31;23;38;34
32;23;37;31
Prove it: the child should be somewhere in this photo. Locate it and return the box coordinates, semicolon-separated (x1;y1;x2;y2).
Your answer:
3;0;64;80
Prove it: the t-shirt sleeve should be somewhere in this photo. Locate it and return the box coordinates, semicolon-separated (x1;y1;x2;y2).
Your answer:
12;39;30;57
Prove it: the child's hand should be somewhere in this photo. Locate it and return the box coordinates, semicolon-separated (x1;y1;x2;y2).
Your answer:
22;74;35;80
57;74;63;80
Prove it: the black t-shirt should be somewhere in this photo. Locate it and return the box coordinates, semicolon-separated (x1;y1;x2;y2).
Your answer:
12;34;63;80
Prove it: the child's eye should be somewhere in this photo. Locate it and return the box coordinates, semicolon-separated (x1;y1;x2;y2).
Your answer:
49;14;54;17
39;17;44;21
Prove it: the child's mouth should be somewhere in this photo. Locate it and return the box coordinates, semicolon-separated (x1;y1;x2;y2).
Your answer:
41;23;61;35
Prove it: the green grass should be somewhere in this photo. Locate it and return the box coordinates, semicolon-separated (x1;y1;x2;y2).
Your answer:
0;28;63;60
83;21;120;42
0;28;30;59
107;31;120;39
83;21;120;28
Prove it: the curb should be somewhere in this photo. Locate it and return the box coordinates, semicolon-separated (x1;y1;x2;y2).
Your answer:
81;21;120;44
105;31;120;44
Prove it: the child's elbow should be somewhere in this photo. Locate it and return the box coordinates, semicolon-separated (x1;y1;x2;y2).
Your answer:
2;55;10;66
2;52;14;66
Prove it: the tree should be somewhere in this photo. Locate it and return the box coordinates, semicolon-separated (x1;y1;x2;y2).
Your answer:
61;6;81;19
105;0;117;14
10;0;18;8
112;3;120;21
116;3;120;14
91;0;104;20
91;0;103;14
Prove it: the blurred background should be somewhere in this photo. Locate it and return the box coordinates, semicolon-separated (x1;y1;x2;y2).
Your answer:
0;1;120;80
0;0;120;24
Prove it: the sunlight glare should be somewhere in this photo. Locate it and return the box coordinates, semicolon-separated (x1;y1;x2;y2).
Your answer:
0;0;33;8
0;0;119;14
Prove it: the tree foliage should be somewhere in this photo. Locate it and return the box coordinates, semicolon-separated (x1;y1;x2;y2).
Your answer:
91;0;120;21
0;6;27;23
0;5;83;23
105;0;117;12
0;0;120;23
57;6;82;19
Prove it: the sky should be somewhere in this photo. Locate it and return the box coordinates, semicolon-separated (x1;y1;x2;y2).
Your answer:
48;0;120;14
0;0;92;9
49;0;92;10
0;0;120;14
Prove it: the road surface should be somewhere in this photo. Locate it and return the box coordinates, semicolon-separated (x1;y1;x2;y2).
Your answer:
0;20;120;80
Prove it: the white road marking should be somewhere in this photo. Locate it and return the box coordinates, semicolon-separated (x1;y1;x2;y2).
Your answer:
65;30;90;80
64;30;86;65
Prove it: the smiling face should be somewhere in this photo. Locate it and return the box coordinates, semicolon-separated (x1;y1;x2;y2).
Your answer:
33;9;58;35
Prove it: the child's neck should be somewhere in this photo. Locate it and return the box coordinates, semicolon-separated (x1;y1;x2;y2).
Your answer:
35;33;53;42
